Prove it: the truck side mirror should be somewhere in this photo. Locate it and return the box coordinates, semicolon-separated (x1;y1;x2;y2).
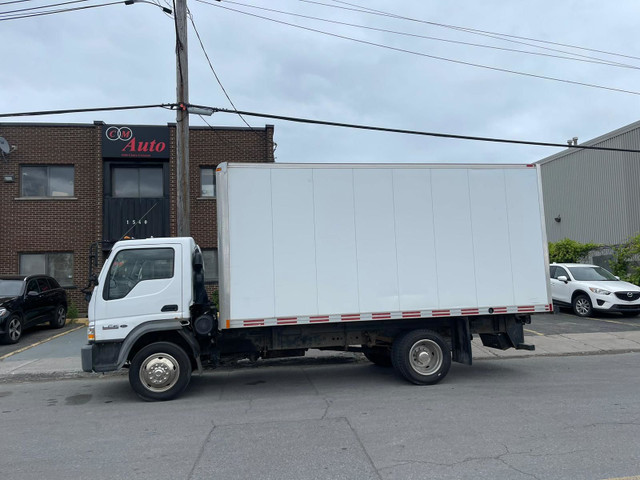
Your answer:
192;249;204;272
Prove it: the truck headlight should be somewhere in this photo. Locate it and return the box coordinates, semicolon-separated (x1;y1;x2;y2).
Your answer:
589;287;611;295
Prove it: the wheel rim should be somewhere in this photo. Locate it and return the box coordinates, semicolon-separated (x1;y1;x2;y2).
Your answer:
575;298;590;315
8;317;21;341
56;307;66;326
139;353;181;393
408;339;443;376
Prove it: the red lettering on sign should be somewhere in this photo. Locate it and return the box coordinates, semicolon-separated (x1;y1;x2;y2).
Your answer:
121;137;167;154
122;138;136;152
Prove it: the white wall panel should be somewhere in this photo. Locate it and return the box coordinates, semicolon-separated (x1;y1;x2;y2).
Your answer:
313;169;360;314
228;168;275;318
468;169;516;307
271;169;318;316
392;169;439;310
431;169;478;307
353;169;400;312
505;169;549;304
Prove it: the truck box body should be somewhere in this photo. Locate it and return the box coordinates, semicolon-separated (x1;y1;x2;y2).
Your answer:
216;163;551;329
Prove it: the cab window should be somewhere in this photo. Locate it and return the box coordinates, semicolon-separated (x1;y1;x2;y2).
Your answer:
103;248;175;300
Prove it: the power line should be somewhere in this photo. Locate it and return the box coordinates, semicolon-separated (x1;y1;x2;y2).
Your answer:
187;7;255;129
0;0;34;5
0;104;173;117
217;0;638;70
205;105;640;154
201;2;640;96
0;0;121;20
321;0;640;63
4;103;640;154
0;0;88;15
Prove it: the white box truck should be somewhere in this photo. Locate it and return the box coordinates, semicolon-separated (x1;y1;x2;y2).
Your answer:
82;162;552;401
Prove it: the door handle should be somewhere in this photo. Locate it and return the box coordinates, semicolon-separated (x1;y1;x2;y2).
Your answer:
161;304;178;312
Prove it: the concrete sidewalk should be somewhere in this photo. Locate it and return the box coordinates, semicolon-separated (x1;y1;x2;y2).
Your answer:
2;326;640;382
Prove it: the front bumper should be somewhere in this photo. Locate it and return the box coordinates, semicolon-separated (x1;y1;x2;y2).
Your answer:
81;344;94;372
592;296;640;314
81;342;123;373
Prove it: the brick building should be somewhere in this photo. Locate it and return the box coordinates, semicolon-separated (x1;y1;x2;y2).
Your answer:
0;121;275;314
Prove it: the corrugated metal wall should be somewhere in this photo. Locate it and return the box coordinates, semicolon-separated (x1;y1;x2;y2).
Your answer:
540;122;640;245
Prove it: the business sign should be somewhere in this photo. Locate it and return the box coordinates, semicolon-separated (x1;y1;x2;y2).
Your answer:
102;125;170;159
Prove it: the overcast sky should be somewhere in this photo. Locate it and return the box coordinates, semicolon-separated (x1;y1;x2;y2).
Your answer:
2;0;640;164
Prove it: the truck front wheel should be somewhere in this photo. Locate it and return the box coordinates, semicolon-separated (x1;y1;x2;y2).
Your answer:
129;342;192;401
391;330;451;385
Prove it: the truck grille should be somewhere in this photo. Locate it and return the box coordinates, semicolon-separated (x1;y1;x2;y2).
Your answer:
614;291;640;301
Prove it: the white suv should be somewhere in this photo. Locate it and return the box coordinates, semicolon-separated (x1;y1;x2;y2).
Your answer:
550;263;640;317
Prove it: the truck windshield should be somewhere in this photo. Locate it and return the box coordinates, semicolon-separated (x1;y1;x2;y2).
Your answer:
0;280;24;297
568;266;617;281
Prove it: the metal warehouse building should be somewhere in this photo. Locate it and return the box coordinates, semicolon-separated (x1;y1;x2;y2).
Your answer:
537;120;640;246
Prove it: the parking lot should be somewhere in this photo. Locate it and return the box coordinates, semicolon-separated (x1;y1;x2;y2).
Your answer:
526;309;640;335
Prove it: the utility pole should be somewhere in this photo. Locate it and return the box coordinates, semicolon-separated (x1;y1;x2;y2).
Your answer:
175;0;190;236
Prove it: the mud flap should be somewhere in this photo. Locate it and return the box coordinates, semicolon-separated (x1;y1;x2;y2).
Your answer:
451;317;472;365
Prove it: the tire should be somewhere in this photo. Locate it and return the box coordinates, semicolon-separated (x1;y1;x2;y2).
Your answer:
362;346;392;367
129;342;192;401
391;329;451;385
1;315;23;344
572;294;593;317
50;305;67;329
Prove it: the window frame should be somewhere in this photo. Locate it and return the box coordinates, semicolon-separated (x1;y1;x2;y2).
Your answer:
112;166;164;198
20;165;75;198
103;247;175;300
200;167;216;198
19;252;74;287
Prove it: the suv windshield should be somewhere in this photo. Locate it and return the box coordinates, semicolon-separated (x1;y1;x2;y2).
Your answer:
568;266;617;281
0;279;25;297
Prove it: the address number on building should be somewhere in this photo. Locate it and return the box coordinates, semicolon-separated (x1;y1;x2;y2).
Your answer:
125;219;149;225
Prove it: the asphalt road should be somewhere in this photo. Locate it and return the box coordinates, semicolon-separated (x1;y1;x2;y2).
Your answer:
1;352;639;480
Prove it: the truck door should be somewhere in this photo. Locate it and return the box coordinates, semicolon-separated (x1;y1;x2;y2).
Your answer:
550;265;572;304
93;244;183;341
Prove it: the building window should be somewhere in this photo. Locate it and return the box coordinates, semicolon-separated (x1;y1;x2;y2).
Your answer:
202;249;219;282
113;167;163;198
200;167;216;198
19;253;74;286
21;166;74;197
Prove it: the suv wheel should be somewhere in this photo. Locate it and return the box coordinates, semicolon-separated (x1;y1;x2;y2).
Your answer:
1;315;22;344
572;294;592;317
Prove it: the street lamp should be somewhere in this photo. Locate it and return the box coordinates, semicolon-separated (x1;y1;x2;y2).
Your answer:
123;0;172;14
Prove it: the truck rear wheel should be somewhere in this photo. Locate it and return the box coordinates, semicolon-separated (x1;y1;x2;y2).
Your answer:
129;342;192;401
391;329;451;385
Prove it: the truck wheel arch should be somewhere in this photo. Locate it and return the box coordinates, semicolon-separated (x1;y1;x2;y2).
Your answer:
116;321;201;372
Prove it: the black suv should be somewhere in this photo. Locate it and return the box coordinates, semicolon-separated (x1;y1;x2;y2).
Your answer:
0;275;68;344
